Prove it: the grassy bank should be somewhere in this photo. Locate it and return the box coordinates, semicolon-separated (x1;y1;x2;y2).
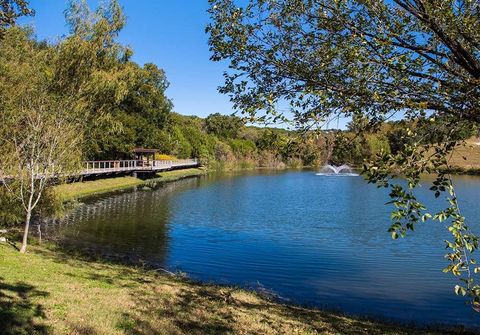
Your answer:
0;244;472;335
54;168;206;202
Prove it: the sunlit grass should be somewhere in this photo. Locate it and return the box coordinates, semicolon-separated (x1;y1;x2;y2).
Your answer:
448;138;480;170
0;244;465;335
53;168;206;202
155;153;178;160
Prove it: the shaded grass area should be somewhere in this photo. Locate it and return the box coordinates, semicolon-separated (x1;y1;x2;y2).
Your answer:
54;168;206;202
0;244;475;335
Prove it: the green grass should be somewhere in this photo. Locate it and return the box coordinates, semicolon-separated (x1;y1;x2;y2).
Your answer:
148;168;207;184
54;168;206;202
54;176;144;201
0;244;471;335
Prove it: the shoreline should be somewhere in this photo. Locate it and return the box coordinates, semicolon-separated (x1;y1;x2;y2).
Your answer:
53;167;207;202
53;165;480;203
441;166;480;176
53;166;305;202
0;243;475;334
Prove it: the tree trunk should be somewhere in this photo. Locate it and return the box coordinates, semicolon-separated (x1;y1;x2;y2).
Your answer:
19;209;31;253
37;223;42;244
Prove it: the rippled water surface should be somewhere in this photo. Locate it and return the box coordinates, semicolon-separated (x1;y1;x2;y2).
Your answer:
47;170;480;326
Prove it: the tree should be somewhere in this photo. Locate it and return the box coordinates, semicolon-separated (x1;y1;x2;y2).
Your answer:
53;0;173;159
208;0;478;125
0;0;33;38
0;93;82;253
208;0;480;308
1;1;174;161
256;129;288;152
205;113;244;139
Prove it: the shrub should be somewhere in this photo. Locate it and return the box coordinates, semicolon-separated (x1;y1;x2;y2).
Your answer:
228;139;257;157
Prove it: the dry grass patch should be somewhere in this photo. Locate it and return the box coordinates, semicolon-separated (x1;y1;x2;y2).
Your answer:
448;138;480;170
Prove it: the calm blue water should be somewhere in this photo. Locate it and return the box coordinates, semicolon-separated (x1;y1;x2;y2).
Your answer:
49;170;480;326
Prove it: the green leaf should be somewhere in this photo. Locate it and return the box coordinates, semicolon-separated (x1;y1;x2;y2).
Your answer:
454;285;466;296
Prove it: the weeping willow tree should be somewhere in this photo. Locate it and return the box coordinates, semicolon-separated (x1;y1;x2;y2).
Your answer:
207;0;480;308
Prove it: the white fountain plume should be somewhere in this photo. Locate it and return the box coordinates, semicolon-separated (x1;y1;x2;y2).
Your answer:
316;164;359;176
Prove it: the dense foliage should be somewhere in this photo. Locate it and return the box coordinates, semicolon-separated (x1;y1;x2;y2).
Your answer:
2;0;392;173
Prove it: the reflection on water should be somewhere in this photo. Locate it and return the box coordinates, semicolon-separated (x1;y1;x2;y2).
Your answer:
48;180;186;265
45;171;480;326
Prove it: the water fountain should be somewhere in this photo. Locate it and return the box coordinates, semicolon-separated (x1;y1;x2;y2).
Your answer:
315;164;359;176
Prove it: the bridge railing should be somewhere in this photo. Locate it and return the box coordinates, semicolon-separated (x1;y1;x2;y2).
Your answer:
82;158;199;175
83;160;139;174
170;158;199;167
150;158;199;169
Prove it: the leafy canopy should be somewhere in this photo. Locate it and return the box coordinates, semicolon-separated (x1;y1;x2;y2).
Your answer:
208;0;479;127
55;0;173;158
205;113;244;138
0;0;33;37
208;0;480;309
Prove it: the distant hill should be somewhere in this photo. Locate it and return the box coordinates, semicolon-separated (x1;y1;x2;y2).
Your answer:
448;137;480;170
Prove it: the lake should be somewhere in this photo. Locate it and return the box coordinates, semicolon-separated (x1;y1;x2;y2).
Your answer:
45;170;480;327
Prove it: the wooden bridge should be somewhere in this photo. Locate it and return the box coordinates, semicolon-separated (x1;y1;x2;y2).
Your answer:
0;159;199;182
0;148;199;180
81;159;199;176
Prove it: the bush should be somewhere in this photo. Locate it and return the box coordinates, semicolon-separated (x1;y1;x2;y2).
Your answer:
228;139;257;157
366;134;390;156
258;150;286;169
155;153;177;160
331;133;370;165
214;141;235;162
171;126;192;158
0;188;22;227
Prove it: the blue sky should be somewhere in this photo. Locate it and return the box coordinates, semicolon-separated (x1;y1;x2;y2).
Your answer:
20;0;233;118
